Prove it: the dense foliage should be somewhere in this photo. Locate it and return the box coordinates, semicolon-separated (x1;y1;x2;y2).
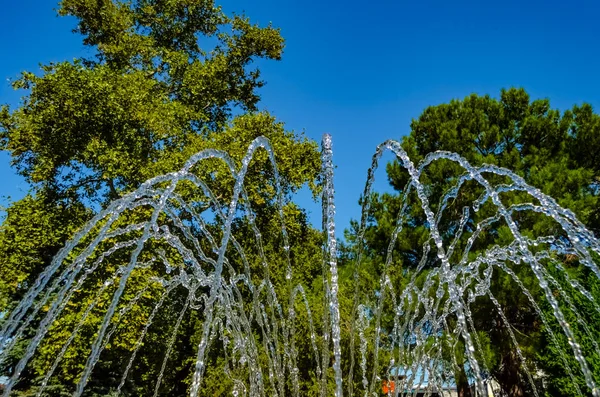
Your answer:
0;1;324;395
348;88;600;396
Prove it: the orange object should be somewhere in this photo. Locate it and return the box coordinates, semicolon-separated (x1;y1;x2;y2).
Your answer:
382;380;395;394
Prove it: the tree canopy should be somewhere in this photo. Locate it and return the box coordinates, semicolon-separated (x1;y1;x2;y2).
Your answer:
347;88;600;396
0;0;298;205
0;1;325;395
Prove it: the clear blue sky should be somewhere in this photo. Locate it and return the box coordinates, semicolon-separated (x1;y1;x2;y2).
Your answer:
1;0;600;235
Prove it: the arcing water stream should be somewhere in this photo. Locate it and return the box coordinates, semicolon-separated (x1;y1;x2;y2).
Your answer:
1;135;599;396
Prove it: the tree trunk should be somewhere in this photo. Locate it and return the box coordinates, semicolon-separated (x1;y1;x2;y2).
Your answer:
456;363;472;397
497;350;526;396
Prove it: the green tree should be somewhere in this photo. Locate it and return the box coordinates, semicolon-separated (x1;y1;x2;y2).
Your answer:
0;1;324;395
347;88;600;396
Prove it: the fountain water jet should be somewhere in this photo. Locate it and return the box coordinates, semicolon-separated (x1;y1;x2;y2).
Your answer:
0;134;598;396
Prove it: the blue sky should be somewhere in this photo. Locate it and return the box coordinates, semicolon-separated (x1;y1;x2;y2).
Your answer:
1;0;600;235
